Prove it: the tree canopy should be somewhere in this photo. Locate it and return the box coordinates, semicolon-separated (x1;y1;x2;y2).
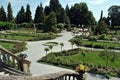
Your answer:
25;4;32;23
68;3;96;27
34;3;44;23
7;2;14;22
0;6;7;21
43;12;57;32
108;5;120;26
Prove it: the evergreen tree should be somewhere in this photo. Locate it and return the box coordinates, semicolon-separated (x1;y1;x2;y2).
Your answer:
34;3;44;23
44;12;57;32
0;6;7;21
25;4;32;23
65;4;69;16
49;0;63;23
15;6;25;24
44;6;51;15
69;2;96;27
108;5;120;27
7;2;14;22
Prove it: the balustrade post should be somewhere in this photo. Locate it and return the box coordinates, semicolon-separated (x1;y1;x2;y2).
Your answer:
64;75;67;80
20;60;31;74
16;61;21;70
7;55;10;65
0;53;1;61
12;57;16;68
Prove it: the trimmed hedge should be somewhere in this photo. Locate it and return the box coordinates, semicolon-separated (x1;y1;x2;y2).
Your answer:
0;22;14;30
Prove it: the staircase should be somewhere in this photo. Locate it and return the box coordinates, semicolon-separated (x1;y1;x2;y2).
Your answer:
0;45;31;76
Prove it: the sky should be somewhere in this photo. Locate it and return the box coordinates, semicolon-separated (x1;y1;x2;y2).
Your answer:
0;0;120;21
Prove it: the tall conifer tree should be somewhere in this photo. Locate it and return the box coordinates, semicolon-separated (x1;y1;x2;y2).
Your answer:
7;2;14;22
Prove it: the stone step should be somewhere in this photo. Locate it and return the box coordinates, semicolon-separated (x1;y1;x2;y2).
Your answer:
0;71;9;76
0;72;5;75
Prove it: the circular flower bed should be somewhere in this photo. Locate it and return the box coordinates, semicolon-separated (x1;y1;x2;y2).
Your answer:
43;42;59;46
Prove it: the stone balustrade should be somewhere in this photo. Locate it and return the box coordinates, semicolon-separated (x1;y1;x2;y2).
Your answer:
40;71;86;80
0;46;31;75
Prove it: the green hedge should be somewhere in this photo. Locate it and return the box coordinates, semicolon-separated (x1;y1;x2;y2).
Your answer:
0;22;14;30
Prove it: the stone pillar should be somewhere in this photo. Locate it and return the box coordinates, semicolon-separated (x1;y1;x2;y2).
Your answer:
22;62;30;74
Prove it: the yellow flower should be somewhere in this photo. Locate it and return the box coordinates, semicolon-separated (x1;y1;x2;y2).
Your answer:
75;64;88;72
79;64;85;71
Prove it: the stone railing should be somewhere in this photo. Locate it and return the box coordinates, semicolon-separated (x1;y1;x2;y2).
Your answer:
0;46;31;75
40;71;86;80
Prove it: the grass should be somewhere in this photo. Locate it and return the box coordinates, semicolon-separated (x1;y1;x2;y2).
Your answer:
60;51;120;68
39;49;120;69
0;35;33;41
0;41;15;50
0;32;57;41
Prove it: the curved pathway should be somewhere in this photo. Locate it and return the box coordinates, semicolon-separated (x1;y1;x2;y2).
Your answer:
21;31;119;80
22;32;75;76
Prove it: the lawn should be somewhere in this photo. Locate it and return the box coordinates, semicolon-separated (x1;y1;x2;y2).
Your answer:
0;41;15;50
39;48;120;69
38;48;120;77
0;32;57;41
60;51;120;68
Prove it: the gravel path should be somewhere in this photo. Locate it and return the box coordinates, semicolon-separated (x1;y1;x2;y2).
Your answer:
22;32;75;76
20;31;120;80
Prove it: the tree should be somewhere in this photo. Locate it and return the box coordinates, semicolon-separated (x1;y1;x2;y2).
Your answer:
25;4;32;23
69;2;95;27
69;38;75;49
49;0;63;23
44;48;49;55
34;3;44;23
44;6;51;16
65;4;69;16
0;6;7;21
7;2;14;22
95;20;108;35
49;45;53;52
108;5;120;27
43;11;57;32
60;42;64;51
15;6;25;24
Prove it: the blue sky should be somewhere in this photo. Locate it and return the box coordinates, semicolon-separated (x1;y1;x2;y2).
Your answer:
0;0;120;21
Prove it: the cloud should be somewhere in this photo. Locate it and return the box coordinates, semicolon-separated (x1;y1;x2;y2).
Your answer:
89;0;106;5
5;0;27;5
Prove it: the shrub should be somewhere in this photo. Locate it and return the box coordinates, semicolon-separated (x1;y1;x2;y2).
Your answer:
0;22;14;30
11;42;27;53
89;36;97;41
98;34;111;40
